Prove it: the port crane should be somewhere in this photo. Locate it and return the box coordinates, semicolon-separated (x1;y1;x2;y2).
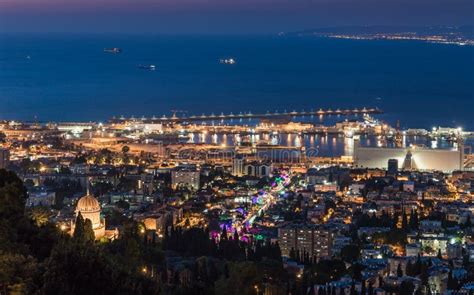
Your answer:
170;110;188;119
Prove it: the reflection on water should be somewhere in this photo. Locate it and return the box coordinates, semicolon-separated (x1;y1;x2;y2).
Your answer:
344;137;354;156
185;132;471;157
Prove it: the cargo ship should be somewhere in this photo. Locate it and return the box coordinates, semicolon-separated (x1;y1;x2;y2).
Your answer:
219;58;236;65
104;48;122;53
138;64;156;70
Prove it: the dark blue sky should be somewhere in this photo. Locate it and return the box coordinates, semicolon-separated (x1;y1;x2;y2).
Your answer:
0;0;473;34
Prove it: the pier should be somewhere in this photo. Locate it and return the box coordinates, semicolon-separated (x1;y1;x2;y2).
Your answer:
111;107;383;123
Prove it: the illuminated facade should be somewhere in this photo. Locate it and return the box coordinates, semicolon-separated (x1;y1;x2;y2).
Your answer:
171;168;200;190
354;143;463;172
71;194;106;239
232;155;272;178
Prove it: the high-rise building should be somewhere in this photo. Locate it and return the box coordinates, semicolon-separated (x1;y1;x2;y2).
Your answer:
171;167;200;190
278;224;332;260
402;150;414;170
387;159;398;176
232;155;245;176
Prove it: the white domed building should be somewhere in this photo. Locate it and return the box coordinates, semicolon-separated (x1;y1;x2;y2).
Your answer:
71;194;106;239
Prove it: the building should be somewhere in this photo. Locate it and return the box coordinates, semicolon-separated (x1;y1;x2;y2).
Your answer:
171;167;200;190
405;243;422;257
138;205;183;234
232;155;272;178
314;182;338;192
138;173;158;195
403;181;415;192
306;168;329;186
447;242;463;259
232;155;245;176
278;224;332;260
387;159;398;176
468;244;474;262
142;214;166;234
354;143;464;172
70;194;106;239
244;161;272;178
419;220;443;233
26;186;56;207
0;148;9;169
407;233;449;256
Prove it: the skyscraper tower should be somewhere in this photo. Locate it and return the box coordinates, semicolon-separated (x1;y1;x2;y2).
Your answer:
387;159;399;176
395;120;403;148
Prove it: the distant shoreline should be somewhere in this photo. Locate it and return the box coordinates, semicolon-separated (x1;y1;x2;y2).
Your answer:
281;25;474;47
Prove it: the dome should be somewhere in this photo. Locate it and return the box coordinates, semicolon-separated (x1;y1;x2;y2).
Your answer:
76;195;100;213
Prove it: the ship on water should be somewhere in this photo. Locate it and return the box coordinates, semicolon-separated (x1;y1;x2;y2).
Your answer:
104;48;122;53
219;58;236;65
138;64;156;70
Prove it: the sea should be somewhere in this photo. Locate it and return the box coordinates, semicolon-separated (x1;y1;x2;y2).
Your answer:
0;34;473;131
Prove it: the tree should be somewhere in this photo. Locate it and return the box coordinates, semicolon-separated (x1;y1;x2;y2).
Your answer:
372;228;407;246
221;225;228;241
308;259;347;285
350;281;357;295
0;252;38;293
349;263;364;282
368;282;374;295
42;239;159;294
0;131;6;143
378;276;384;288
29;206;51;226
289;247;296;260
0;169;27;224
409;209;419;230
402;211;409;232
83;219;95;242
341;244;360;263
399;280;415;295
407;260;416;276
122;145;130;154
115;199;130;210
412;255;422;276
420;263;429;288
214;262;261;295
318;286;325;295
397;263;404;277
465;215;472;228
72;154;87;164
447;270;458;290
73;212;85;241
0;170;161;294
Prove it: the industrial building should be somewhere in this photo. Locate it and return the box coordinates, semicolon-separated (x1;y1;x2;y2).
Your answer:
353;142;464;173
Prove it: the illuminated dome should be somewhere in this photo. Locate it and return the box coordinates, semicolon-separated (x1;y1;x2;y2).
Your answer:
76;195;100;213
72;194;105;239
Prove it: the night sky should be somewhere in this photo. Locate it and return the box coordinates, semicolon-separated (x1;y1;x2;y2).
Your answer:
0;0;473;33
